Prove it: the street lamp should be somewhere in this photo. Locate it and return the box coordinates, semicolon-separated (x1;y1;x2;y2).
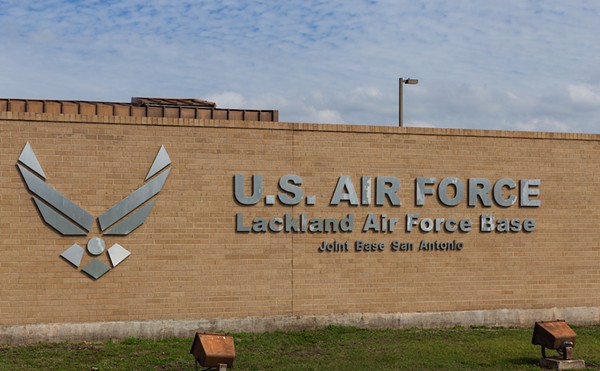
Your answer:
399;78;418;127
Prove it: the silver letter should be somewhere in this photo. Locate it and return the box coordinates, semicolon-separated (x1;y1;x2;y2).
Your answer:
468;178;492;207
493;178;517;207
278;174;304;205
520;179;541;207
361;176;372;205
236;213;251;232
438;177;464;207
416;177;435;206
375;177;400;206
330;176;359;205
234;174;263;205
406;214;419;232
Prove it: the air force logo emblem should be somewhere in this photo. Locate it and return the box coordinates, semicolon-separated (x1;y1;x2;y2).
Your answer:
17;143;172;279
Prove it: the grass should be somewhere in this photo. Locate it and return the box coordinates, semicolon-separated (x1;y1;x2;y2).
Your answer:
1;325;600;370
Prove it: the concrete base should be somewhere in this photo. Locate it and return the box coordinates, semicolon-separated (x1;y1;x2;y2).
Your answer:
2;306;600;344
539;358;585;370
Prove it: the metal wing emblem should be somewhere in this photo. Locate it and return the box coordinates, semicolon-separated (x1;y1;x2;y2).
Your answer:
17;143;171;279
99;145;171;235
17;142;93;235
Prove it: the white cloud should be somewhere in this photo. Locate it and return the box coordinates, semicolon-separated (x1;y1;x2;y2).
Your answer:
351;87;381;98
311;109;343;124
568;84;600;108
206;92;247;108
28;29;58;44
511;117;573;133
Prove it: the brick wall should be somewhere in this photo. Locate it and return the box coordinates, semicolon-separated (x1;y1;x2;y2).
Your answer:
1;111;600;334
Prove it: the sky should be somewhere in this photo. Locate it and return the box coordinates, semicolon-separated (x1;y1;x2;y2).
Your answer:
1;1;600;133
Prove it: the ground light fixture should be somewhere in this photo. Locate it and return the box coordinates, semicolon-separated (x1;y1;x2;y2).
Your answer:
190;332;236;370
531;320;585;369
399;77;419;127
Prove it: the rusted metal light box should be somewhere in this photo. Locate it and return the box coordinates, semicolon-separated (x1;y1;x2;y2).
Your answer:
190;332;236;368
531;320;577;359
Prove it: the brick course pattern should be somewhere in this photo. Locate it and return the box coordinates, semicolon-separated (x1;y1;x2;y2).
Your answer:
1;109;600;335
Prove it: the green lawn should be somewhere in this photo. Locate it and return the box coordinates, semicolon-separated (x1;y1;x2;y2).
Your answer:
1;325;599;370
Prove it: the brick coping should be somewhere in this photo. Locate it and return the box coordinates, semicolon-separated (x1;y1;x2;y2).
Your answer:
1;111;599;142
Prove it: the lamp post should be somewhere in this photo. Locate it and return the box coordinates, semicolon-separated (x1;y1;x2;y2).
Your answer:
399;78;418;127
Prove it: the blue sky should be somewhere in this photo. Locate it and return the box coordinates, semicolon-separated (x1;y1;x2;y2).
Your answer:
1;1;599;133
